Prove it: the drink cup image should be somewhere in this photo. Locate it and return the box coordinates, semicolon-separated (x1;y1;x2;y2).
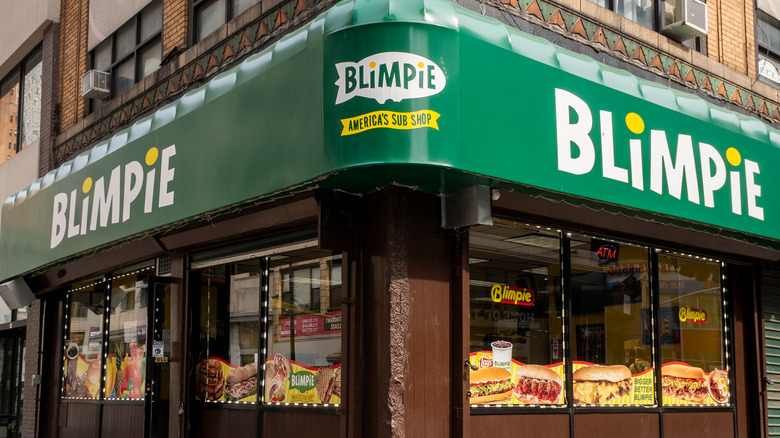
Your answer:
491;340;513;372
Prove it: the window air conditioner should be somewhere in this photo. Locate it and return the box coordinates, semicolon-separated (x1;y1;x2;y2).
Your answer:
662;0;707;42
81;70;110;99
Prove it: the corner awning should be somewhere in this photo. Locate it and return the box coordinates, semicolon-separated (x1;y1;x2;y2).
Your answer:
3;0;780;281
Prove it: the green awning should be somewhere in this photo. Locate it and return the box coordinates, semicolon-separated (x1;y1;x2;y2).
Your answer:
3;0;780;281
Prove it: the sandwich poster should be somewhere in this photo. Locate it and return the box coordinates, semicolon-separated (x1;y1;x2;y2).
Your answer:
468;351;565;405
264;354;341;405
661;362;729;406
572;361;653;406
195;358;259;402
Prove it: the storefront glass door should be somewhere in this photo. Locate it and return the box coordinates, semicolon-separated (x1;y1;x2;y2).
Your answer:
0;330;24;438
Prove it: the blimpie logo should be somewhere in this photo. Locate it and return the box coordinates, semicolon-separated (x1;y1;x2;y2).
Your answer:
679;307;707;324
334;52;446;104
491;284;535;306
50;145;176;249
555;89;765;221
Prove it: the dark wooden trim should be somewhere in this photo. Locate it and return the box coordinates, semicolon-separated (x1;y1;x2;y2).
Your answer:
492;189;780;263
451;228;469;438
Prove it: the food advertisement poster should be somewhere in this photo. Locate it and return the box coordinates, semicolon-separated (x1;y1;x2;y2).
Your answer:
63;353;101;398
196;357;259;402
104;343;146;399
572;361;653;406
468;351;564;405
264;354;342;405
661;362;729;406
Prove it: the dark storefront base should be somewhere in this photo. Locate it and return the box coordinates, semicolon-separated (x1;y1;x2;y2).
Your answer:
28;188;771;438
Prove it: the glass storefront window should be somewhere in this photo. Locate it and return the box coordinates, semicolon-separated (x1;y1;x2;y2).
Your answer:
106;268;150;399
191;243;342;407
61;264;156;401
570;235;653;406
467;222;733;411
468;223;565;406
193;261;261;402
266;254;342;405
63;279;105;399
659;254;729;406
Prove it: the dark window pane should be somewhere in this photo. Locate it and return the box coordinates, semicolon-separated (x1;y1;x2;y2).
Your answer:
114;57;135;95
93;39;112;71
140;40;161;78
233;0;260;17
197;0;226;40
115;20;136;60
140;0;163;42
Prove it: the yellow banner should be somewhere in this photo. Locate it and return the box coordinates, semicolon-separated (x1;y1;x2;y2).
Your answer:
341;110;440;136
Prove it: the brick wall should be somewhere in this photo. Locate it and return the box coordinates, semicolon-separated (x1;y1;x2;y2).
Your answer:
57;0;88;133
163;0;189;62
20;300;41;438
707;0;757;77
39;22;59;178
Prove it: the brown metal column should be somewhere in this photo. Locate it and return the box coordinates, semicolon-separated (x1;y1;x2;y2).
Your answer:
358;187;453;437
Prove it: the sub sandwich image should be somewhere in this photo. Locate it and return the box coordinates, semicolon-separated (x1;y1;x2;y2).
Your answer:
661;364;708;404
468;367;513;404
513;365;563;404
224;362;258;401
572;364;632;405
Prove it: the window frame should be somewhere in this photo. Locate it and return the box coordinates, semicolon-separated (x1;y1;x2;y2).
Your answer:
0;44;43;155
88;0;163;112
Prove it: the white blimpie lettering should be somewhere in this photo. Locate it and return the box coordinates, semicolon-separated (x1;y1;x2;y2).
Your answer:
67;190;80;238
600;111;629;183
730;171;741;215
158;145;176;207
745;159;764;220
650;131;700;204
629;139;644;190
49;144;178;249
698;143;726;208
123;161;144;222
51;193;68;248
90;166;121;230
555;89;595;175
144;169;156;213
554;89;765;223
80;197;89;235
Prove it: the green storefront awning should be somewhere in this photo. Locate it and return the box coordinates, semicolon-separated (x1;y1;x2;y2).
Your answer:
3;0;780;281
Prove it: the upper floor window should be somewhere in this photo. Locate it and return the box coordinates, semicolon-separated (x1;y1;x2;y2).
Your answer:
89;0;162;113
0;47;42;165
590;0;656;30
193;0;261;42
758;10;780;86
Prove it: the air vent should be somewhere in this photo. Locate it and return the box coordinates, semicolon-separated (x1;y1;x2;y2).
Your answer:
80;70;110;99
662;0;707;42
